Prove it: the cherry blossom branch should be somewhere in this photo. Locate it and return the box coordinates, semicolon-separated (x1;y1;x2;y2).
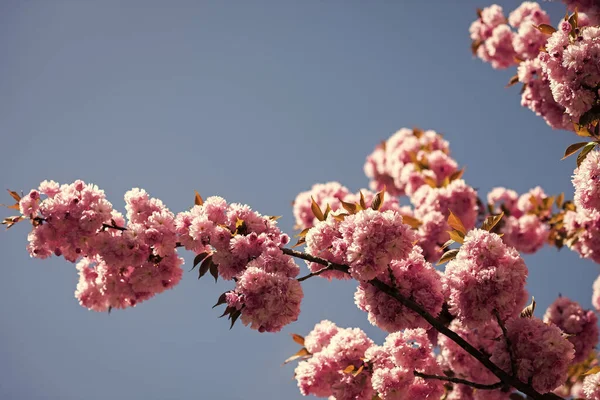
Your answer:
495;309;518;378
281;248;350;282
413;371;503;390
101;222;127;232
283;248;563;400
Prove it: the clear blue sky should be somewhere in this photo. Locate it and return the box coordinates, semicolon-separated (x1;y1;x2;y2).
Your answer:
0;1;594;399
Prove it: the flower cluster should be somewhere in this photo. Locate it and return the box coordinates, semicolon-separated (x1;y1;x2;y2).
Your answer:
444;229;529;326
354;247;444;332
295;322;374;399
75;188;184;311
366;329;445;400
17;181;185;311
469;2;600;131
23;180;114;261
412;179;479;233
583;371;600;400
573;150;600;213
594;275;600;311
563;0;600;25
564;208;600;264
176;197;302;332
544;296;599;363
292;181;402;230
364;128;456;197
470;3;549;69
306;208;415;282
517;57;572;130
446;385;512;400
490;317;575;393
539;22;600;122
437;319;502;384
487;186;551;254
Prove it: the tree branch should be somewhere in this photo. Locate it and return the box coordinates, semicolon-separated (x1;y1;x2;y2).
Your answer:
282;248;564;400
413;371;503;390
495;309;518;378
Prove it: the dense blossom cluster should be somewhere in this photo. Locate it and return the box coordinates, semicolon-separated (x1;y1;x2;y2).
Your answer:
305;209;415;282
471;0;600;130
437;320;502;385
444;229;529;326
564;208;600;263
354;247;444;332
517;56;572;130
176;197;302;332
292;182;403;230
363;128;456;197
366;328;445;400
543;296;599;363
539;22;600;122
583;371;600;400
487;186;550;254
19;180;185;311
490;317;575;393
469;3;549;69
563;0;600;24
574;150;600;213
446;385;511;400
411;179;479;232
295;322;374;399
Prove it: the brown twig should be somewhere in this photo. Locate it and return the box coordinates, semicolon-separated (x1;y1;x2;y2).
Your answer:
282;248;564;400
413;371;503;390
495;309;518;378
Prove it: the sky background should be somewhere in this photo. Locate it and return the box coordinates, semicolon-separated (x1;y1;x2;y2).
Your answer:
0;1;595;399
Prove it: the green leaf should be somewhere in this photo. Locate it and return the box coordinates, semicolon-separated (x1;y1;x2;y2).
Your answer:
576;142;597;168
520;296;536;318
209;262;219;283
437;249;459;266
371;187;386;211
482;212;504;232
562;142;590;160
190;252;209;271
198;255;214;279
229;309;242;329
212;292;227;308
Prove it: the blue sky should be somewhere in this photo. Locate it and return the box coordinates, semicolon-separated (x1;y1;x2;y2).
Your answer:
0;1;595;399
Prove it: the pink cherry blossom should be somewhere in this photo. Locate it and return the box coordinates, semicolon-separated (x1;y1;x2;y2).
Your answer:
227;266;303;332
490;317;575;393
444;229;529;326
573;150;600;213
339;209;415;281
354;247;444;332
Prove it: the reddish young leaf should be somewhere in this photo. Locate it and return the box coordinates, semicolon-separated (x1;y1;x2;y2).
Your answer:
194;190;204;206
448;210;467;236
291;333;305;346
311;196;325;221
562;141;590;160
